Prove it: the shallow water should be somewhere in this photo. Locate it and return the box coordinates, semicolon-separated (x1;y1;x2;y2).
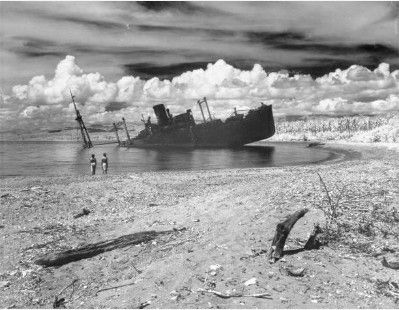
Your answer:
0;141;333;177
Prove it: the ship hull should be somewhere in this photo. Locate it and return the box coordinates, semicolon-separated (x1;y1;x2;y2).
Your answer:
126;104;275;148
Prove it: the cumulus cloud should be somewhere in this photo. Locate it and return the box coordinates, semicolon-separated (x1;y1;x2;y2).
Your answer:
1;55;399;131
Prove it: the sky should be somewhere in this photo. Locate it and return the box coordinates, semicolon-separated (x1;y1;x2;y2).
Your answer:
1;1;399;131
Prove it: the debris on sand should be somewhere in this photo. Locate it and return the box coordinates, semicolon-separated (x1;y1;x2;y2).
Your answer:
244;277;258;286
382;257;399;270
0;281;10;288
73;208;91;219
209;264;222;271
208;264;222;276
286;267;306;277
138;300;151;309
198;288;271;299
52;279;78;309
53;297;66;309
96;280;137;295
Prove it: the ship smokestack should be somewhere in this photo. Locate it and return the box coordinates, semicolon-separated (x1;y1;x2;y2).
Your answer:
153;104;169;126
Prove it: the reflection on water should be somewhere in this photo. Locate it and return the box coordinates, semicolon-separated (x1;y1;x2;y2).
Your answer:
0;141;332;177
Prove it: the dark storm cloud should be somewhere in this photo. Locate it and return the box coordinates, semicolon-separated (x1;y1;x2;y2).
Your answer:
247;30;398;57
245;29;398;75
135;1;222;15
123;61;210;80
13;50;66;58
19;8;124;31
137;1;194;12
71;45;181;57
135;24;235;38
105;102;128;112
274;42;398;57
246;30;309;45
286;59;357;77
10;37;65;58
10;36;195;59
54;16;123;30
19;37;57;49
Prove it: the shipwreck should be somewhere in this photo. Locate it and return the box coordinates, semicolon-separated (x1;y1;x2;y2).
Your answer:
122;97;275;148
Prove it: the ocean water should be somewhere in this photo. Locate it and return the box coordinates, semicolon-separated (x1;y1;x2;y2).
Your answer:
0;141;334;177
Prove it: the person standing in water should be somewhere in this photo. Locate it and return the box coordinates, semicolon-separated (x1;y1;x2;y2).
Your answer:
102;153;108;174
90;154;97;175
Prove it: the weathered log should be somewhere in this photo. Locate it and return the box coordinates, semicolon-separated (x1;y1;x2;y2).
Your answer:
36;229;184;267
268;208;309;263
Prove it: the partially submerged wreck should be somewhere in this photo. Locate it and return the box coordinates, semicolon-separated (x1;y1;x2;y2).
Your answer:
124;98;275;148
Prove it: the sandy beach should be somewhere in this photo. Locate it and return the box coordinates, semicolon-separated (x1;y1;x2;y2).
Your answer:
1;143;398;308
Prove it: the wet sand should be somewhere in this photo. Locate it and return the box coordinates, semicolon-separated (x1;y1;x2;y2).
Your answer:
0;143;398;308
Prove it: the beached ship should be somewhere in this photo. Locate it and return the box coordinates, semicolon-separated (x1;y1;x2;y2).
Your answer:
125;97;275;148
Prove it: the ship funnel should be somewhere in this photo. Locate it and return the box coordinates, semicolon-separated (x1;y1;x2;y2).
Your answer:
153;104;170;126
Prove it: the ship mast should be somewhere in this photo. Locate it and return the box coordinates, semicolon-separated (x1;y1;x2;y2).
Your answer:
197;97;212;122
70;90;93;148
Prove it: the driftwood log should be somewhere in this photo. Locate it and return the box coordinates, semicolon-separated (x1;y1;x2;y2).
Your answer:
36;228;185;267
268;208;309;263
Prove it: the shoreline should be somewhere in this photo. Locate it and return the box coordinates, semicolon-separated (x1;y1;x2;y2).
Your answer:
0;141;359;180
1;142;398;308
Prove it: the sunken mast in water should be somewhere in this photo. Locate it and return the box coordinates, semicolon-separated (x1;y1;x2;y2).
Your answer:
125;97;275;148
70;90;93;148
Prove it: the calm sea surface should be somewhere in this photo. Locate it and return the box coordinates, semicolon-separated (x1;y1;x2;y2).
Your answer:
0;141;334;177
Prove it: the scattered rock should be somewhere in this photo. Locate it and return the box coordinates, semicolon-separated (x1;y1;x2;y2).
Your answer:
21;269;33;277
170;290;181;301
138;301;151;309
244;277;258;286
0;281;10;288
209;264;222;276
209;264;222;272
382;257;399;270
286;267;306;277
73;208;91;219
30;186;44;192
1;193;12;198
267;271;275;279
